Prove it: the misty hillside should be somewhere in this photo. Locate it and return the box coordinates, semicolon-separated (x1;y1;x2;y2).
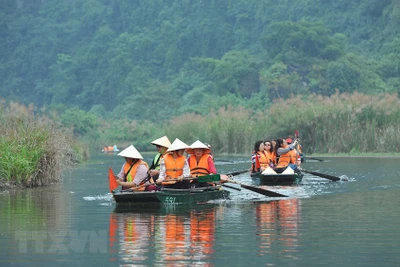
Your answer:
1;0;399;121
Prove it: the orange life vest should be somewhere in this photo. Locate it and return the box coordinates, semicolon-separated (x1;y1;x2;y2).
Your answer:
188;154;211;177
162;153;186;185
266;151;277;166
276;146;296;168
257;151;270;168
123;160;149;191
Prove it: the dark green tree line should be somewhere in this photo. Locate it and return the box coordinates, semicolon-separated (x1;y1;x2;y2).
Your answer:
0;0;399;124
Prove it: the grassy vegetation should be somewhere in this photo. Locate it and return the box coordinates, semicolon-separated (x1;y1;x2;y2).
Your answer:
0;101;84;189
44;91;400;156
158;92;400;154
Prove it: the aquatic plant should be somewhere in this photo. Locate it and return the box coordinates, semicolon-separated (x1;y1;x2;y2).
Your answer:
0;101;76;188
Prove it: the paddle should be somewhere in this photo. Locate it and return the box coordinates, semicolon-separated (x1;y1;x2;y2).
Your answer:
300;168;341;182
217;170;248;191
225;169;249;176
293;130;341;182
221;184;241;191
162;174;222;183
305;156;325;162
225;178;288;197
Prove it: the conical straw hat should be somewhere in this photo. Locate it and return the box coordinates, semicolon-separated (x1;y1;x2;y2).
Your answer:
151;135;171;148
167;138;189;152
117;145;143;159
186;140;211;154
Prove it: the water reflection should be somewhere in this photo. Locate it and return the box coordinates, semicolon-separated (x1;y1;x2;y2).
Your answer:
0;184;72;233
256;199;301;256
109;205;218;266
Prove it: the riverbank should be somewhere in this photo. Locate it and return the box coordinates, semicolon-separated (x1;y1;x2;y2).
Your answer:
0;179;34;190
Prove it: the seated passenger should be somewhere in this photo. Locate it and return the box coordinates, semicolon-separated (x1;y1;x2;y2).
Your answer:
156;138;191;189
148;135;171;181
264;139;276;168
251;140;269;173
116;145;155;191
274;138;301;174
186;140;217;188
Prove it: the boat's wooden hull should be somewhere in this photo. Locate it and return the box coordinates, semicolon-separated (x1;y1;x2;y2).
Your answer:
113;187;230;204
251;172;303;186
113;191;160;204
156;187;230;204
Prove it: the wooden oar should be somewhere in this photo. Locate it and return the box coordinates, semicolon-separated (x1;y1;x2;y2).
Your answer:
222;184;241;191
225;169;249;176
305;156;325;162
163;174;221;183
301;169;341;182
225;178;288;197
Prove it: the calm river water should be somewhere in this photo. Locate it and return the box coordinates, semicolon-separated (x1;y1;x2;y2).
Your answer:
1;154;399;266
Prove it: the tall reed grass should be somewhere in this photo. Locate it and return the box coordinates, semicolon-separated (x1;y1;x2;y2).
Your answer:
164;106;266;154
162;92;400;154
0;101;77;188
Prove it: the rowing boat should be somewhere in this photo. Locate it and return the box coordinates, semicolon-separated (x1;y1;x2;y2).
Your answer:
112;187;230;204
112;174;230;204
250;172;303;186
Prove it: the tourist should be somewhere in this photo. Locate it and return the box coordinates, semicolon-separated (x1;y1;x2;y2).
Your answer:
251;140;269;173
148;135;171;181
156;138;191;189
274;138;301;174
264;139;276;168
186;140;217;187
116;145;155;191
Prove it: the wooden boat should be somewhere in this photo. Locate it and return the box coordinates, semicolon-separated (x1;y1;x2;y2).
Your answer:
112;187;230;204
102;145;120;153
156;186;230;204
250;172;303;186
112;190;160;204
113;174;230;204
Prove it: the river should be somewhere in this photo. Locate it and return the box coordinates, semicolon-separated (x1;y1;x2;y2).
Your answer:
0;154;399;266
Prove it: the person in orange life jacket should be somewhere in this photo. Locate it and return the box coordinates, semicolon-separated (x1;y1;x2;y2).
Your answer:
186;140;217;188
286;137;302;166
288;136;303;164
156;138;191;189
148;135;171;181
251;140;270;173
264;139;276;168
274;138;301;174
116;145;156;191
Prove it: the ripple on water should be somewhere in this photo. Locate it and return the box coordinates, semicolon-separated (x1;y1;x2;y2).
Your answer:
83;194;113;202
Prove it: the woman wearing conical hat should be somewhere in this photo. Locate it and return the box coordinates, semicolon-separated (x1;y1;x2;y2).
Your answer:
156;138;191;189
186;140;217;188
148;135;171;181
116;145;155;191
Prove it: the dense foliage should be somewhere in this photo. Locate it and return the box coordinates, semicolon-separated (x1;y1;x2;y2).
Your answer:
1;1;399;118
1;1;399;154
